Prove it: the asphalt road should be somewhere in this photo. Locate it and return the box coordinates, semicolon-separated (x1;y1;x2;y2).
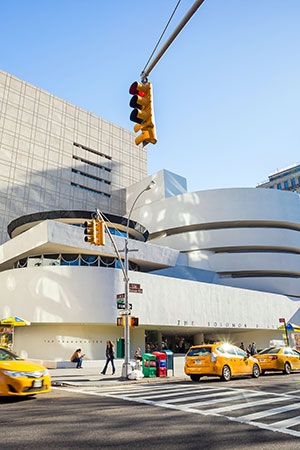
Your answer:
2;373;300;450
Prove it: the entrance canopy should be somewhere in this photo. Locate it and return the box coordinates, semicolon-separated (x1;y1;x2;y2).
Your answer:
278;322;300;333
0;316;31;326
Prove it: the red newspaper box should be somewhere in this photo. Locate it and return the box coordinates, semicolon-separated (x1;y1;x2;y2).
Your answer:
152;351;167;377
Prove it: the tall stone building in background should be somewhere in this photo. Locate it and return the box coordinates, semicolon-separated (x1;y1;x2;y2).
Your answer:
0;69;147;244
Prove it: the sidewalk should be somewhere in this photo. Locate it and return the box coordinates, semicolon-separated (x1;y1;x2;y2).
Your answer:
50;358;188;388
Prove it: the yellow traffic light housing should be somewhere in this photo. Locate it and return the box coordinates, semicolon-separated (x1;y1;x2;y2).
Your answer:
117;317;125;327
94;220;105;246
84;219;105;246
130;317;139;328
84;220;96;244
129;81;157;147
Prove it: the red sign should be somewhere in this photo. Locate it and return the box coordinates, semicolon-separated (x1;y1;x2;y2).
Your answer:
129;283;140;289
279;318;286;323
117;293;125;299
129;288;143;294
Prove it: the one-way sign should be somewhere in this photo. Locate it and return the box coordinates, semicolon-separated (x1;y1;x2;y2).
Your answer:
117;303;132;310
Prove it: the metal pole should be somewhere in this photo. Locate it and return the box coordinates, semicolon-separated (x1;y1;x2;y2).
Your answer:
141;0;206;82
285;321;290;347
123;180;156;378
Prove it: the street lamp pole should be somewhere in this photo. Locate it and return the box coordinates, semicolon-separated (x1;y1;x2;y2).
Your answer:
122;180;156;378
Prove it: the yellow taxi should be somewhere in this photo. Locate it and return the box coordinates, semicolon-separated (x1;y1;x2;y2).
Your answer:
0;347;51;396
255;346;300;375
185;343;261;381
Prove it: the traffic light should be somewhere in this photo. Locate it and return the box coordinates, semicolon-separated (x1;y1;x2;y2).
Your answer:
117;317;125;327
94;220;105;246
83;219;105;246
129;81;157;147
84;220;96;244
130;317;139;328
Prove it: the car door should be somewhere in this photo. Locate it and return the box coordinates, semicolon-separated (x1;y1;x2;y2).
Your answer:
234;347;250;374
291;349;300;369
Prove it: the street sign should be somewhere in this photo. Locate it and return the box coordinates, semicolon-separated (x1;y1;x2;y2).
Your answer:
117;293;125;299
129;283;140;289
279;318;286;323
117;303;132;310
120;309;132;316
129;288;143;294
117;299;125;305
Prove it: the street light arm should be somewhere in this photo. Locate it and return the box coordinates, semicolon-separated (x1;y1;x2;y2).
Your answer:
126;188;148;238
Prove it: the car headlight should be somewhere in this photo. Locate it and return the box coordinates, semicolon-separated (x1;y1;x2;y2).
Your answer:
1;369;49;378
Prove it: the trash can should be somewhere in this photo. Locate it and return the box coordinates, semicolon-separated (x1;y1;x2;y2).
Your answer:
142;353;157;377
162;350;174;376
116;337;125;358
152;351;167;377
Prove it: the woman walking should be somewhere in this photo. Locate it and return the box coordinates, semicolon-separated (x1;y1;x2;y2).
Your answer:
101;341;115;375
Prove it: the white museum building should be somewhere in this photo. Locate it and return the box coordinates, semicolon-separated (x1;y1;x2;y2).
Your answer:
1;69;300;365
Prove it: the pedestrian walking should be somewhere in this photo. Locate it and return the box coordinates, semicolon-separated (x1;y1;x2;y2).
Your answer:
240;342;245;351
247;344;252;355
101;341;115;375
70;348;85;368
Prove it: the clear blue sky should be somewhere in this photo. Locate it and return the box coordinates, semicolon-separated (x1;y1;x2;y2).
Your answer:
1;0;300;193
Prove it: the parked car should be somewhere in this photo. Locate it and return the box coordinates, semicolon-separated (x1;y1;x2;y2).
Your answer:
185;343;260;381
255;346;300;375
0;347;51;396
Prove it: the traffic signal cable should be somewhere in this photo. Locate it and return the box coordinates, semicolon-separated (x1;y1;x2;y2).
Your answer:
141;0;206;83
141;0;182;82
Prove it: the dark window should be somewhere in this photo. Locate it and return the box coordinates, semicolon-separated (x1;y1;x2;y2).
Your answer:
277;183;282;190
284;181;289;188
187;347;212;357
258;347;281;354
292;179;296;186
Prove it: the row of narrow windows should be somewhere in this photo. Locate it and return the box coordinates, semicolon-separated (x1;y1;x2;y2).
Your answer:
71;168;111;185
269;177;300;190
15;254;139;271
72;155;111;172
71;182;110;198
73;142;112;161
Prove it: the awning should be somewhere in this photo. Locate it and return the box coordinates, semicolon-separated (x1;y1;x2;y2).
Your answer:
0;316;31;326
278;322;300;333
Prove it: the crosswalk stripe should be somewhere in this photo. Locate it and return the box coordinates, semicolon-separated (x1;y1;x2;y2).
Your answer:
174;392;263;408
207;396;288;414
163;390;255;404
271;415;300;429
103;384;205;396
121;386;219;398
239;402;300;421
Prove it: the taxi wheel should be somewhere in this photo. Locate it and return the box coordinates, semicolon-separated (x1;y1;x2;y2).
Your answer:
283;362;291;375
221;365;231;381
190;374;201;382
252;364;260;378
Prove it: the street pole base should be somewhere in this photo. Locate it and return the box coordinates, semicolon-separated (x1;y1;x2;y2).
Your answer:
121;362;134;379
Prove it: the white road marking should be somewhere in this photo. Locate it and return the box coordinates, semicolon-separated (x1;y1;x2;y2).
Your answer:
271;415;300;429
240;403;300;421
122;386;218;398
207;396;289;414
162;390;260;404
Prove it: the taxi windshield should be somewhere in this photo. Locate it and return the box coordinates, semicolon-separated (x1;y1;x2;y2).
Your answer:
187;347;212;357
258;347;281;355
0;348;23;361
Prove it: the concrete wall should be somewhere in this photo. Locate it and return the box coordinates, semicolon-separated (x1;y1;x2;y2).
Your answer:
128;176;300;297
1;264;299;359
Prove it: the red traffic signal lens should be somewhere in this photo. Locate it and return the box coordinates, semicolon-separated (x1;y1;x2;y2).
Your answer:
129;82;138;95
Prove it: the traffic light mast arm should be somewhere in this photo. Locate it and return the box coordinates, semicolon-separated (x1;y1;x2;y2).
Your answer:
141;0;206;83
